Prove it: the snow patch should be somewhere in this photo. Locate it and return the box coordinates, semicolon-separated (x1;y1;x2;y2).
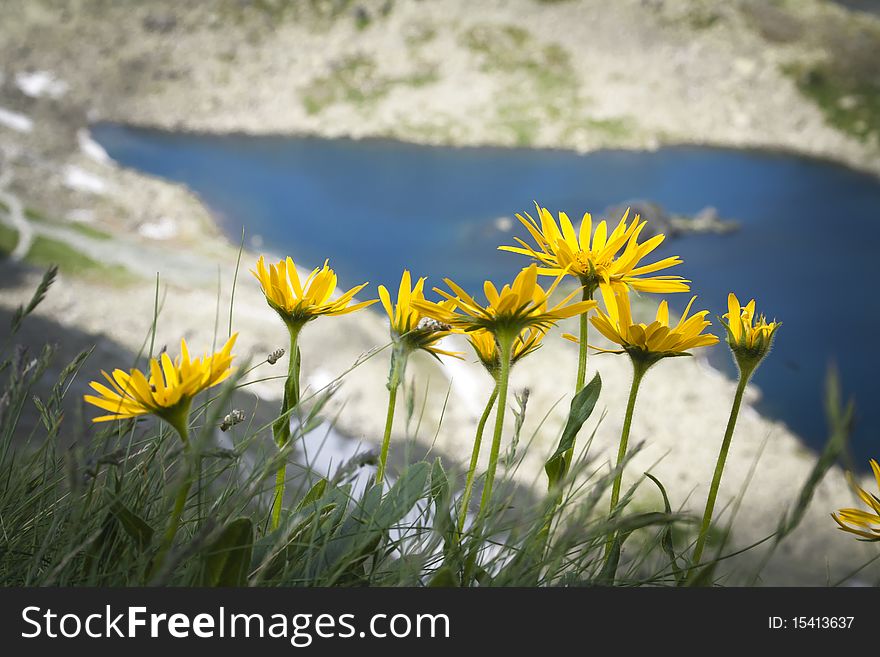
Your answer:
138;216;178;240
306;367;336;393
15;70;68;99
77;129;111;164
63;165;108;194
0;107;33;133
440;335;485;416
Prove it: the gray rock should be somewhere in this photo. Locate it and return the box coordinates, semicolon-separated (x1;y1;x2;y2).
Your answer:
604;199;738;238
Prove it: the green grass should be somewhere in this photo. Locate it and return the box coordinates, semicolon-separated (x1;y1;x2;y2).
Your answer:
404;22;437;48
24;206;113;241
461;24;583;146
584;117;634;139
787;64;880;143
461;24;575;90
745;2;880;146
16;235;135;284
497;101;541;147
0;223;18;254
0;266;858;587
302;54;438;115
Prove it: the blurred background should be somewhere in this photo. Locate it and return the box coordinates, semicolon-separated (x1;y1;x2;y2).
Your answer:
1;0;879;583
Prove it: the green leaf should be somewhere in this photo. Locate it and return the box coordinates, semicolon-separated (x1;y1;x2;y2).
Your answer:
295;479;328;512
684;560;718;587
598;530;631;584
427;566;460;587
109;500;154;551
776;370;852;542
429;458;449;507
606;511;680;535
312;463;430;584
645;472;684;583
544;372;601;489
201;517;254;587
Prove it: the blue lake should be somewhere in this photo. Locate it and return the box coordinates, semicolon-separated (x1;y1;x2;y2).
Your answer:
92;124;880;465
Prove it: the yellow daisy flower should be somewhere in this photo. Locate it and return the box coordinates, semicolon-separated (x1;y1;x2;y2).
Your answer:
587;289;717;361
832;460;880;541
723;292;781;355
499;203;689;296
252;255;376;327
83;334;237;438
377;270;460;359
412;264;596;338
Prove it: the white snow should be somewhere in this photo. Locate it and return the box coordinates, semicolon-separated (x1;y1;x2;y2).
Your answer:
0;107;33;133
15;71;68;99
306;367;336;393
62;165;108;194
440;335;485;416
137;216;178;240
77;129;111;163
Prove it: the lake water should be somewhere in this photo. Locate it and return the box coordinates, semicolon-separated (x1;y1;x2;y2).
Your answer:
91;124;880;465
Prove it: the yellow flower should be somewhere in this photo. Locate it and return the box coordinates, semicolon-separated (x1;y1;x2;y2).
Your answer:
83;334;238;435
378;270;460;359
412;264;596;338
586;289;717;360
252;256;376;327
468;327;545;376
499;203;689;297
832;460;880;541
723;293;780;355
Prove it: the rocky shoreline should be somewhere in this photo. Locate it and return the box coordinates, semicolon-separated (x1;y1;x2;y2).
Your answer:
1;0;879;585
2;0;880;175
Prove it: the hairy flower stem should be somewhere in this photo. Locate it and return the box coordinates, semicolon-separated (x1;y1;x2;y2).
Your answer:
566;285;595;475
151;423;191;579
458;384;499;534
271;325;302;530
605;358;649;558
692;367;753;567
376;346;409;486
478;334;513;520
375;385;398;486
575;308;590;392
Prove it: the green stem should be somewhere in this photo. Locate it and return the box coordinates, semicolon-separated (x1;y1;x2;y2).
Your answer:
375;345;409;486
604;358;648;559
271;326;302;530
478;334;513;520
566;285;595;476
692;371;751;567
575;285;594;392
150;423;191;579
376;383;399;486
458;384;499;534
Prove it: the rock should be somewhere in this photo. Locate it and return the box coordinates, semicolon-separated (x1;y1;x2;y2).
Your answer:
142;13;177;34
669;205;739;235
604;200;738;238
